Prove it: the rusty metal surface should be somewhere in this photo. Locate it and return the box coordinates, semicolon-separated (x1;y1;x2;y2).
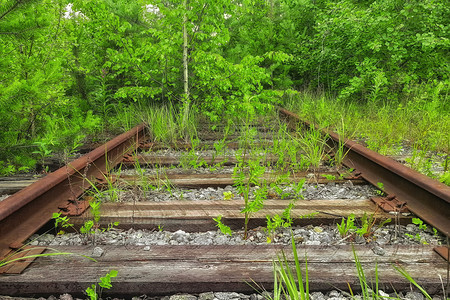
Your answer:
371;196;409;213
434;246;449;262
0;124;146;266
279;107;450;237
0;246;46;274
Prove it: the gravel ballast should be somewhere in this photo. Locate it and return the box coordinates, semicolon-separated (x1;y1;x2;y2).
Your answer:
1;289;445;300
30;222;444;248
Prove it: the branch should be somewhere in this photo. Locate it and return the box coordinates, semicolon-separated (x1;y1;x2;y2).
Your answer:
0;0;24;21
120;37;183;102
188;3;208;47
0;31;19;35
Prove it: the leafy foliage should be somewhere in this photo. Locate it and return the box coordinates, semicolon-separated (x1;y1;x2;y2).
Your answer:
213;215;232;236
0;0;448;174
85;269;118;300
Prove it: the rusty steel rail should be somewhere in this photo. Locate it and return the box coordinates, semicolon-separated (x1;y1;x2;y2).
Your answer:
279;107;450;238
0;124;146;269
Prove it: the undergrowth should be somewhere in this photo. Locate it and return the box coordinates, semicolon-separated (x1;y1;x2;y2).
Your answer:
252;234;448;300
283;89;449;183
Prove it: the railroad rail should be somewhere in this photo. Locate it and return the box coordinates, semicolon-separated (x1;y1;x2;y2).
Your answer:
0;124;146;273
0;108;448;298
279;107;450;238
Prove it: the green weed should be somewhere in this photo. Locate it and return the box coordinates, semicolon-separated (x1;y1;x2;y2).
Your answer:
273;232;309;300
337;213;391;240
53;212;74;235
271;123;302;172
85;270;118;300
32;140;53;172
180;137;206;169
393;265;433;300
141;104;181;144
405;145;434;177
284;90;449;157
213;215;232;236
297;126;328;171
233;149;267;239
223;191;234;200
351;245;381;300
332;119;352;167
405;218;430;245
133;156;156;194
375;182;385;196
320;174;336;181
337;214;356;238
265;214;293;244
0;247;96;269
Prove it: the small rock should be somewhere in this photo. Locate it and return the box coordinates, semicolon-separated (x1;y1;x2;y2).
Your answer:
319;233;332;244
260;292;273;300
378;290;390;299
355;235;366;244
405;291;424;300
49;240;60;246
406;224;417;232
169;294;197;300
294;236;304;243
215;292;242;300
328;290;341;298
310;292;326;300
91;246;104;258
215;235;228;244
313;226;323;233
249;294;264;300
372;245;385;256
305;240;321;245
143;246;151;251
376;237;389;245
198;292;215;300
59;294;74;300
344;180;354;187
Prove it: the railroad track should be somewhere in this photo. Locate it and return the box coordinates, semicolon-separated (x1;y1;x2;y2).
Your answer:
0;108;448;298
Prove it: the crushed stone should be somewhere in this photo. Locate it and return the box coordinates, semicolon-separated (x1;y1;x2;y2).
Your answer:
29;223;444;247
1;289;445;300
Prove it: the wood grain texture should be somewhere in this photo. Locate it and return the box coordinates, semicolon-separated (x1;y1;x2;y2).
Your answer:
0;245;445;297
117;172;367;188
70;199;404;231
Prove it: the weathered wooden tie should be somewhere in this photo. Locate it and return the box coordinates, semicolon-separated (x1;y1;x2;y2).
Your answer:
117;172;367;188
70;199;404;231
0;245;445;297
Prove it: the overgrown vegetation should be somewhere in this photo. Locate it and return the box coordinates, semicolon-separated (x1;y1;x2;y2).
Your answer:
254;236;447;300
284;91;449;182
1;0;448;175
336;212;391;241
85;269;118;300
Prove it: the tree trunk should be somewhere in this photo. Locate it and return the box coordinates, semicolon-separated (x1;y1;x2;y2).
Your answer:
181;0;190;139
